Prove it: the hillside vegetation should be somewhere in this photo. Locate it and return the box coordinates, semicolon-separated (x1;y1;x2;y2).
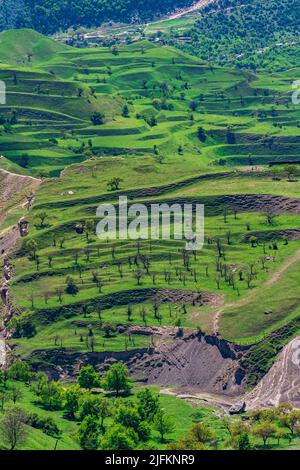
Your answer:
167;0;300;69
0;28;300;450
0;0;195;34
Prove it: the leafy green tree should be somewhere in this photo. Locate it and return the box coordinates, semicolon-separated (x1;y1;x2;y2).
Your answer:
115;403;150;442
13;317;36;338
0;406;28;450
19;153;29;168
9;385;23;404
187;423;216;445
35;377;64;411
107;177;123;191
24;239;38;259
85;219;95;241
169;422;215;449
97;397;111;431
285;165;297;182
237;433;252;450
78;415;100;450
64;385;82;419
0;369;8;388
103;362;132;396
27;413;61;438
189;100;197;111
0;390;10;411
137;388;160;422
79;394;110;431
197;126;206;142
36;211;48;227
252;421;277;446
122;104;130;118
223;418;250;449
101;424;137;450
279;410;300;436
79;394;101;420
8;360;32;383
65;276;79;296
148;115;157;127
153;409;175;442
78;365;100;391
275;427;290;446
91;112;105;125
111;45;119;56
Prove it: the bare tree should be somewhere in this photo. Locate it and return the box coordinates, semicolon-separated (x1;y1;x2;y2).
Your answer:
134;269;143;285
43;292;50;304
246;271;254;289
262;207;278;226
56;288;63;304
226;231;232;245
48;255;53;268
28;294;35;309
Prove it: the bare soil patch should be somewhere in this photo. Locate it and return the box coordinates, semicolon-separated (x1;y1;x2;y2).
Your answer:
129;331;246;396
153;288;223;307
246;336;300;409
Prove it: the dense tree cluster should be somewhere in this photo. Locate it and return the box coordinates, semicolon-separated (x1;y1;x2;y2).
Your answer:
168;0;300;69
0;0;194;34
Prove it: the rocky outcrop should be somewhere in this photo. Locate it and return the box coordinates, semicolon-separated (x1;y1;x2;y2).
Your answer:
246;337;300;409
28;329;249;396
129;331;247;395
28;347;153;380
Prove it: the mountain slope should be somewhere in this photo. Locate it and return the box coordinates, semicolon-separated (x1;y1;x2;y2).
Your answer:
0;0;196;34
0;28;71;65
169;0;300;69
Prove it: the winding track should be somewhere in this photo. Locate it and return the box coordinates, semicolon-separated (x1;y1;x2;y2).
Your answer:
148;0;216;24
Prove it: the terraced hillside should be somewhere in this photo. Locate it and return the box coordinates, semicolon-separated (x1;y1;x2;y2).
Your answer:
0;29;300;400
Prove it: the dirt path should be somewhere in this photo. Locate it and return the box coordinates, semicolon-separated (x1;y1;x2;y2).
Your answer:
160;335;300;410
0;168;38;181
212;248;300;334
266;249;300;285
148;0;216;25
160;388;239;410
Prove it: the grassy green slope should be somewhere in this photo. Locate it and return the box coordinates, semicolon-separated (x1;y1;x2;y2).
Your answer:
0;29;299;390
0;29;71;65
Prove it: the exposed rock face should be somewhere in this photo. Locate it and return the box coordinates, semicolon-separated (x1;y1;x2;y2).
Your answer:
229;402;246;415
26;328;247;395
129;332;247;395
29;347;152;381
246;337;300;409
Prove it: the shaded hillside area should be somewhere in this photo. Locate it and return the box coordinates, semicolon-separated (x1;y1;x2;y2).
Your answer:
0;0;195;34
167;0;300;69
